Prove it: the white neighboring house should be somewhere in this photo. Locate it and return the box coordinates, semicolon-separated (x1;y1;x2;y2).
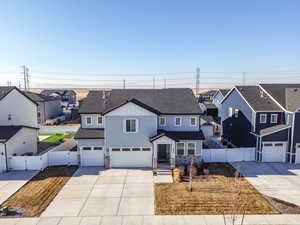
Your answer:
0;87;38;172
212;88;231;115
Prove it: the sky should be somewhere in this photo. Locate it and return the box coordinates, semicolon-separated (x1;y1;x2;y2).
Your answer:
0;0;300;88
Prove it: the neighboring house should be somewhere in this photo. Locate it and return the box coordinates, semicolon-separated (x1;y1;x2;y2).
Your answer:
24;91;63;124
200;115;221;138
74;88;204;169
41;89;77;106
0;87;38;172
212;89;231;114
221;84;300;164
198;90;217;104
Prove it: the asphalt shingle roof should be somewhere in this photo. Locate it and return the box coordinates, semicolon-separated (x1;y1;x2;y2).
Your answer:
236;86;282;111
79;88;201;115
259;124;290;136
24;91;59;102
260;84;300;111
0;86;14;101
0;126;23;143
219;89;230;97
74;128;105;139
150;129;205;142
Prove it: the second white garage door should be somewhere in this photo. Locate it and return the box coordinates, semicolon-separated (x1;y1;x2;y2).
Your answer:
262;142;286;162
81;146;105;166
111;147;152;167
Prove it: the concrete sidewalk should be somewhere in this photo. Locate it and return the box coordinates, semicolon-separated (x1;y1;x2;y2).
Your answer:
1;214;300;225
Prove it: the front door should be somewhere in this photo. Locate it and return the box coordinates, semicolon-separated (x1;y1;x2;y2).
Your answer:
158;144;169;162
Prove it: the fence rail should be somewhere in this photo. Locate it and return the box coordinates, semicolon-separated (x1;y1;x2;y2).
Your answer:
202;147;255;162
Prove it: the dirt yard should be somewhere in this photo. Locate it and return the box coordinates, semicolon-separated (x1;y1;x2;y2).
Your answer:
155;163;279;215
1;166;78;217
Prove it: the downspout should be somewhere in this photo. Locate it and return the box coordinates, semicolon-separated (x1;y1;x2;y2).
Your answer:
4;143;8;172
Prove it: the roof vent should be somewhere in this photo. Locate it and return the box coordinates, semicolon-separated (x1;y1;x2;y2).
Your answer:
260;90;264;98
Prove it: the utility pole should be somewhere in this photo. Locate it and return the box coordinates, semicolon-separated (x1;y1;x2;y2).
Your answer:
153;76;155;89
21;65;29;90
164;78;167;89
196;67;200;95
123;79;126;89
242;72;246;86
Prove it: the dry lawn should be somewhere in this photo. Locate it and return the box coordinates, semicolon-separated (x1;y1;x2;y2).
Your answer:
1;166;78;217
155;163;278;215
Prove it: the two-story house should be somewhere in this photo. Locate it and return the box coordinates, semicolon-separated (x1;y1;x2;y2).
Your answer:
74;88;204;169
221;84;300;164
212;89;231;114
41;89;77;107
0;87;38;172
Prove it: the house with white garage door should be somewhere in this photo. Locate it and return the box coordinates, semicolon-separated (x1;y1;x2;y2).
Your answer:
0;87;38;172
221;84;300;164
74;88;204;168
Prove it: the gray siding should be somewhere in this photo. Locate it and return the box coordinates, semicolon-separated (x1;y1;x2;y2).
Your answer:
262;128;289;142
157;115;199;131
212;91;223;114
105;116;157;148
81;114;104;128
45;100;63;120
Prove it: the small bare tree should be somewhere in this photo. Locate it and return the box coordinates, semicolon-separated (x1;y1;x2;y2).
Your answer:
188;158;194;192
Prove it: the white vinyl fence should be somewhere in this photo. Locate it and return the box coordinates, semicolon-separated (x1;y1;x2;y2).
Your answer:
8;140;79;171
202;147;255;162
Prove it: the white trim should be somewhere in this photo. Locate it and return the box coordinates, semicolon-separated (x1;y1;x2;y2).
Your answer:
96;116;103;125
176;142;185;155
190;117;197;126
220;87;235;104
260;114;267;123
271;114;278;124
234;109;239;118
234;87;256;113
123;118;138;133
174;117;181;126
290;113;295;163
80;146;104;151
86;116;92;126
159;116;166;126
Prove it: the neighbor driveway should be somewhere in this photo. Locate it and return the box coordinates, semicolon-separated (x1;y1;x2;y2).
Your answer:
0;170;38;204
231;162;300;206
41;167;154;217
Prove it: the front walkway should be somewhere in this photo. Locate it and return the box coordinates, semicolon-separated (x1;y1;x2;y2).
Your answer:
0;170;38;204
231;162;300;207
41;167;154;217
1;214;300;225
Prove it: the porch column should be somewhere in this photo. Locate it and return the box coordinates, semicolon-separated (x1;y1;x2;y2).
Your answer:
153;144;158;169
170;141;176;169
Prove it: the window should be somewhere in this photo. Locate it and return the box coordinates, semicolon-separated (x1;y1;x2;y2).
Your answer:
271;114;278;123
112;148;121;151
122;148;131;151
132;148;141;151
97;116;103;125
82;147;92;150
175;117;181;126
190;117;197;126
176;143;185;155
228;107;233;117
93;147;103;150
187;143;196;155
263;143;272;147
124;119;137;133
142;148;151;151
260;114;267;123
274;143;283;147
234;109;239;118
159;117;166;126
86;116;92;125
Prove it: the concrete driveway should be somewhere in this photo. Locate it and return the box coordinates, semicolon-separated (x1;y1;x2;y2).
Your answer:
42;167;154;217
0;170;38;204
231;162;300;206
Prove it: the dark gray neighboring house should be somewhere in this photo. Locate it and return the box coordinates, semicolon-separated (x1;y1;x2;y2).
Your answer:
221;84;300;164
41;89;77;105
24;91;63;124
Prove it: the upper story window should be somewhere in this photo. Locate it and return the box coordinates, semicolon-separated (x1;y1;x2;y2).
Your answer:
190;117;197;126
86;116;92;125
234;109;239;118
260;114;267;123
176;142;185;155
175;117;181;126
271;114;278;124
187;143;196;155
228;107;233;117
124;119;138;133
97;116;103;125
159;117;166;126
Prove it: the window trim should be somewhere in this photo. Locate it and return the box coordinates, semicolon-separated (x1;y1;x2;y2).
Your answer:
234;109;239;118
176;142;185;155
159;116;166;126
270;114;278;124
123;118;138;133
190;117;197;126
187;142;196;156
97;116;103;125
228;107;233;117
86;116;92;125
174;117;182;126
260;114;267;124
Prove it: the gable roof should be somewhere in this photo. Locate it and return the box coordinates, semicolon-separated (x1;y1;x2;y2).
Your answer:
260;84;300;112
258;124;290;136
0;126;38;143
219;89;231;97
79;88;201;115
74;128;104;139
235;86;282;112
0;86;38;105
150;129;205;142
24;91;60;102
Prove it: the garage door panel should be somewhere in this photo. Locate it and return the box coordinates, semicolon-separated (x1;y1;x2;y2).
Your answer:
111;150;152;168
81;147;104;166
262;142;286;163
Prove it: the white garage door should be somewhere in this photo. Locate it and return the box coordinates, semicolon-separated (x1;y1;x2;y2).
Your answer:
262;142;286;162
111;147;152;167
81;146;104;166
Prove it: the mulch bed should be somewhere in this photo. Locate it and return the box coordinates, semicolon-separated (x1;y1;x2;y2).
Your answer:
0;166;78;217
